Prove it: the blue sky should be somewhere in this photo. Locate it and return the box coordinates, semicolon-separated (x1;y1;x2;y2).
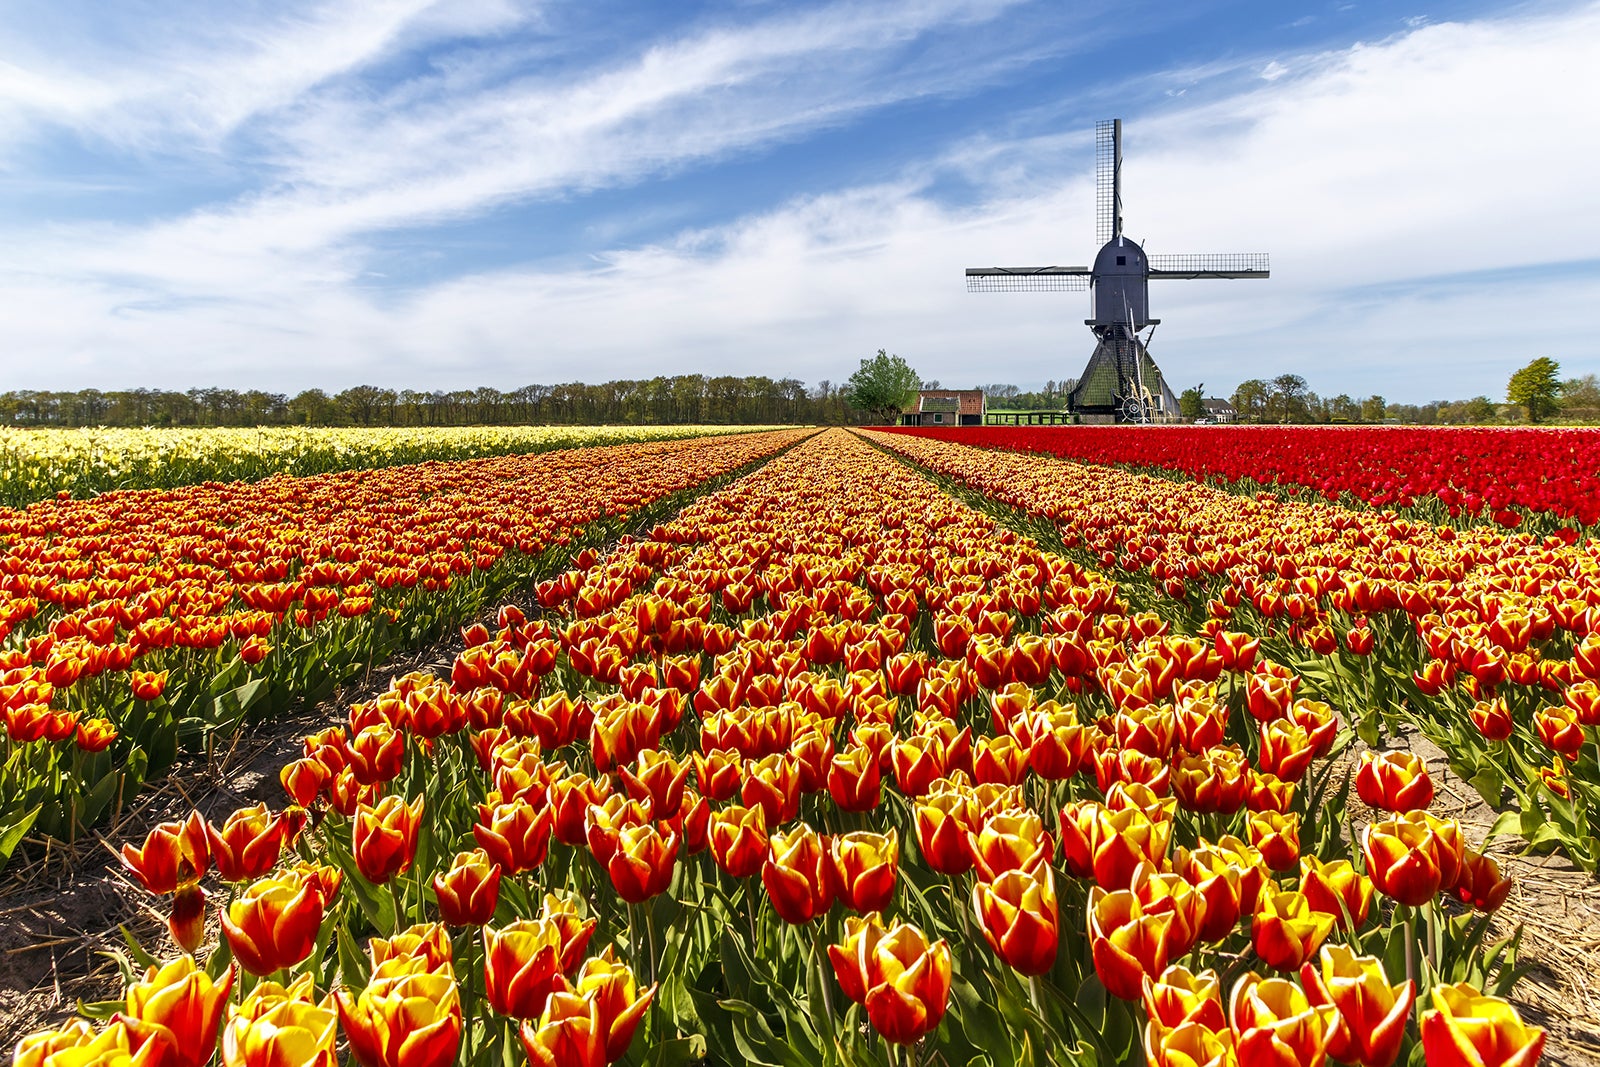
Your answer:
1;0;1597;402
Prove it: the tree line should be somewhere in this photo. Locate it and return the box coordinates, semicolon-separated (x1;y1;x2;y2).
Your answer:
1212;360;1597;426
0;376;861;428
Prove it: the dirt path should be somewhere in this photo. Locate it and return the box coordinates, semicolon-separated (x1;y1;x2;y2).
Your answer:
0;592;535;1048
1356;729;1600;1065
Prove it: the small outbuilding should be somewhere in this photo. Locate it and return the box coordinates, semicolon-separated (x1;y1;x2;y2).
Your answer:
899;390;986;427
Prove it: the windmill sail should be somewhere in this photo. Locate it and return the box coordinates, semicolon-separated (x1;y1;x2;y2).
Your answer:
1148;253;1269;279
1095;120;1122;245
965;267;1090;292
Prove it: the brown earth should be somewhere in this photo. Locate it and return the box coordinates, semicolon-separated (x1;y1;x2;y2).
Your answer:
1354;729;1600;1065
0;616;502;1050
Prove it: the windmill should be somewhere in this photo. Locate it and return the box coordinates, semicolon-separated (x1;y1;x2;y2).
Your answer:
965;119;1268;423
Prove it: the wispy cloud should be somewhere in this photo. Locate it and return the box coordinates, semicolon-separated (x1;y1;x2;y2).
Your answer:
0;0;1597;401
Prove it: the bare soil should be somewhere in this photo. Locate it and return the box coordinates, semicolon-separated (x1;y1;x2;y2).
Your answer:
1354;730;1600;1065
0;625;490;1049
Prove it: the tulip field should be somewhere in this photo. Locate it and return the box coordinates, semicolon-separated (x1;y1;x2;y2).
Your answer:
6;424;1583;1067
0;425;782;510
888;425;1600;532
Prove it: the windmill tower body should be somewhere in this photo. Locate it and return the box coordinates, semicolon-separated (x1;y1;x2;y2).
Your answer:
965;119;1267;423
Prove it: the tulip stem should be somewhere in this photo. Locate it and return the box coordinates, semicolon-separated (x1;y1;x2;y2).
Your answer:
1404;911;1416;989
645;903;660;989
812;926;837;1044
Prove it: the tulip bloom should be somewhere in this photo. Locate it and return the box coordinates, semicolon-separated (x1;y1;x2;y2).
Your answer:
484;919;570;1018
369;923;452;971
1452;849;1514;913
1142;965;1227;1031
1471;699;1514;742
1299;856;1373;930
1060;801;1170;890
1215;631;1260;672
206;803;284;884
348;723;406;785
742;752;802;826
1087;887;1173;1001
1534;704;1584;761
1246;772;1296;814
914;790;980;876
605;823;678;903
571;950;656;1061
620;748;690;814
221;871;326;976
121;955;235;1067
1355;750;1435;812
864;921;952;1045
1251;891;1335;971
280;758;331;808
827;745;882;813
222;976;339;1067
1419;982;1546;1067
831;830;899;913
336;960;462;1067
1257;719;1318;784
692;747;744;802
131;669;168;701
1142;1019;1236;1067
829;915;951;1045
1173;747;1250;815
352;795;424;885
973;866;1059;975
474;798;554;875
1363;813;1446;907
762;824;835;925
434;849;503;926
969;809;1052;881
550;773;612;847
121;811;209;895
75;717;118;752
1248;810;1301;872
1229;973;1334;1067
1301;945;1414;1067
709;804;769;879
1175;846;1245;943
1244;672;1296;722
519;995;606;1067
1129;864;1208;959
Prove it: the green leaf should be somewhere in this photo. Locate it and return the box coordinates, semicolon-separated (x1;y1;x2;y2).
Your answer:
1469;764;1505;808
719;999;811;1067
118;924;159;969
0;803;40;869
77;997;125;1020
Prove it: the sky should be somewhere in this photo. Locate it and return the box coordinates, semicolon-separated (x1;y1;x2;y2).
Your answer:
0;0;1597;403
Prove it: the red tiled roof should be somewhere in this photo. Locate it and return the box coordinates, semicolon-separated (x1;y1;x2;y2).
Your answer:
902;390;986;415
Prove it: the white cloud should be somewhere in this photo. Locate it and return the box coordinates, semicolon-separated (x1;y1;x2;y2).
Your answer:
0;2;1598;401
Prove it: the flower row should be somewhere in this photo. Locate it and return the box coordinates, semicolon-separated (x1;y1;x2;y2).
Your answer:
0;429;810;860
16;429;1542;1067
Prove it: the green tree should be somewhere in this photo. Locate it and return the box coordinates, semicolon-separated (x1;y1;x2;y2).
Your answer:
1559;374;1600;422
1360;395;1387;423
844;349;921;424
1179;384;1205;420
1230;379;1269;423
1507;357;1562;422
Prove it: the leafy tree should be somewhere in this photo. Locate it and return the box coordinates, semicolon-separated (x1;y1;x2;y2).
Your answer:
845;349;922;425
1268;374;1309;423
1360;395;1387;423
1507;357;1562;422
1179;384;1204;420
1230;379;1269;423
1560;374;1600;422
